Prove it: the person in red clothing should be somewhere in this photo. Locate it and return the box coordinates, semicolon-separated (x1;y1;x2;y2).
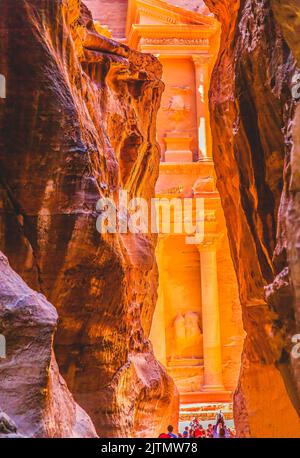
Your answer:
194;425;206;438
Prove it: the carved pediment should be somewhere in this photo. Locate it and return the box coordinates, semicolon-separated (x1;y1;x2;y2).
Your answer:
126;0;217;35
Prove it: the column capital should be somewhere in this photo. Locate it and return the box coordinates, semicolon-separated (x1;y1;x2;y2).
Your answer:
197;232;225;252
192;54;213;67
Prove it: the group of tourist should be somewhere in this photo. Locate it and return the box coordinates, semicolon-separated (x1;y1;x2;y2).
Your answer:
159;412;235;439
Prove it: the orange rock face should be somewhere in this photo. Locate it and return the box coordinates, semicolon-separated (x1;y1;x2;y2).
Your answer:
204;0;300;437
0;0;178;437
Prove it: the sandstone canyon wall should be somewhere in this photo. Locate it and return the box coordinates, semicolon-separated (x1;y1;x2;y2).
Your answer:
84;0;128;37
0;0;178;437
163;0;210;15
0;252;97;438
205;0;300;437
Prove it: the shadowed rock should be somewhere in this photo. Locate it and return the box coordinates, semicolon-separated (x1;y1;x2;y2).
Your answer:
0;252;97;438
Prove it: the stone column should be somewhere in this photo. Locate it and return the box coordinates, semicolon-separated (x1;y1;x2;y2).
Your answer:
192;55;212;161
198;241;225;391
149;236;167;366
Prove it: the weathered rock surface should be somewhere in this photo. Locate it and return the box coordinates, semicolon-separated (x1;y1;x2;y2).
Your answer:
271;0;300;67
165;0;210;14
0;252;97;438
0;0;178;437
204;0;300;437
0;409;20;438
84;0;128;38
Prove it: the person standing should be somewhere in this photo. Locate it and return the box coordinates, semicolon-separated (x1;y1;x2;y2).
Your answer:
206;424;213;438
167;425;178;438
182;426;190;438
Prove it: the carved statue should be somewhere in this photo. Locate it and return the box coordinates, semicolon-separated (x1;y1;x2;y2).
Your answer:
173;311;203;360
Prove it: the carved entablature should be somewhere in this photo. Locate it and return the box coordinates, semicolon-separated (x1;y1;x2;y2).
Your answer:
126;0;217;36
128;25;215;50
126;0;219;51
140;38;210;46
138;6;178;25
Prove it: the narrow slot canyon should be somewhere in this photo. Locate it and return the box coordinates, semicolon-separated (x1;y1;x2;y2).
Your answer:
0;0;300;440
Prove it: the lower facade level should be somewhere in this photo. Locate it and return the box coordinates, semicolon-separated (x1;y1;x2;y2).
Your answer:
150;162;244;404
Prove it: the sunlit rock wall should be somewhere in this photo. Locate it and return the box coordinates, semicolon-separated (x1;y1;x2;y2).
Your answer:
204;0;300;437
0;0;178;438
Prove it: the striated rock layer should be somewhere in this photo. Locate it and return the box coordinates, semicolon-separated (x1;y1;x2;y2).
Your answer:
0;0;178;437
0;252;97;438
204;0;300;437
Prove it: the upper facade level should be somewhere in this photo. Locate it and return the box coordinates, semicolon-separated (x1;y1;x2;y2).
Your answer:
84;1;211;39
85;0;220;163
125;0;220;163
